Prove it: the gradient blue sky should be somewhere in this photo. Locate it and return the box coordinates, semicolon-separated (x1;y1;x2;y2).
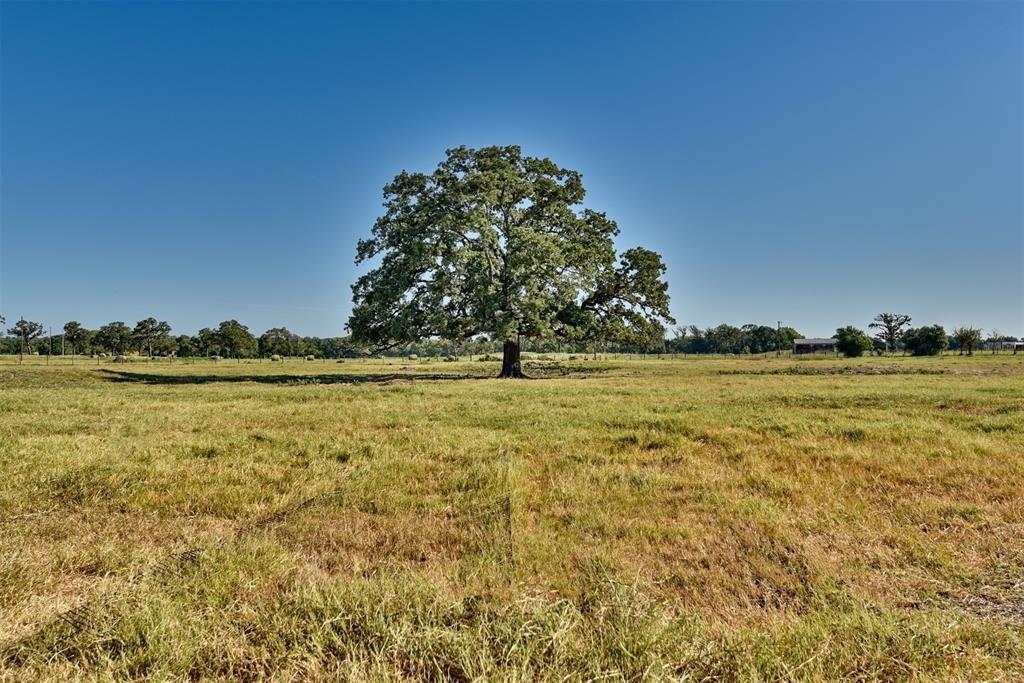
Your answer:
2;1;1021;338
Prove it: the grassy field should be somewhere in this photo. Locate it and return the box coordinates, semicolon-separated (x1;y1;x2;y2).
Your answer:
1;354;1022;680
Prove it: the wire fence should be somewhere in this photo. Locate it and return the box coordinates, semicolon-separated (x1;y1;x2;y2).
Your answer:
3;347;1022;368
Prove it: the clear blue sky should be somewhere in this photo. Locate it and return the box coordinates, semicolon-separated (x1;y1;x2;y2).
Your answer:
2;1;1021;338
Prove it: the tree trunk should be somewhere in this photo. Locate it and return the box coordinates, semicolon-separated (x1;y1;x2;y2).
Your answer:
498;339;527;378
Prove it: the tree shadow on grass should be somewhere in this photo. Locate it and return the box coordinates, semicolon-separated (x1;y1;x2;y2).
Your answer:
98;369;490;386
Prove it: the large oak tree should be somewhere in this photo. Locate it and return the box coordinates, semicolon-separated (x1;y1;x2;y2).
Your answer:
869;313;911;353
348;146;674;377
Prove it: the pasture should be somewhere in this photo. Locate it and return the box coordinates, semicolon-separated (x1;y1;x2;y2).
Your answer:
1;354;1022;680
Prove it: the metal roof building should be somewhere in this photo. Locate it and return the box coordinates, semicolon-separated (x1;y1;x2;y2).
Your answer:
793;338;838;354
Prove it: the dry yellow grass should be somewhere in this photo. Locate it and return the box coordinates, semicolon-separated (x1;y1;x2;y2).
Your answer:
1;354;1021;680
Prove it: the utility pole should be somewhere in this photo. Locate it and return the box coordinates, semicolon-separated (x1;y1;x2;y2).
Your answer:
47;326;51;365
777;321;783;357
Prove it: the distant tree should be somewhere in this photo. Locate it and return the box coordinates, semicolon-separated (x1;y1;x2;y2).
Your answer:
36;334;54;356
952;326;982;356
902;325;948;356
132;317;172;358
299;336;325;358
740;324;768;354
96;321;133;355
216;320;257;359
741;324;796;354
675;327;708;356
316;336;351;359
152;332;178;356
259;327;301;357
705;324;744;354
63;321;89;358
666;326;690;354
195;328;222;356
174;335;197;357
74;328;95;356
633;321;667;354
986;329;1002;354
348;145;673;378
779;326;803;350
835;326;873;357
7;318;44;363
868;313;912;353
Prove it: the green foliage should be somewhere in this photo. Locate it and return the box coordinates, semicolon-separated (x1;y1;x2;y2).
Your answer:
903;325;949;356
868;313;912;351
0;335;19;355
96;321;133;354
259;327;302;357
834;326;873;357
6;318;44;357
696;324;740;354
349;146;674;350
62;321;93;356
132;317;173;357
215;320;258;358
195;328;220;356
952;326;983;355
668;324;802;354
174;334;197;357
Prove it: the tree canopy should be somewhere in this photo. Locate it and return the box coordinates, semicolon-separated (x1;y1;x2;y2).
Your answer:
216;320;258;358
868;313;912;352
667;324;802;354
63;321;91;357
96;321;133;354
132;317;172;357
903;325;948;356
259;327;302;357
835;326;873;357
7;318;44;362
348;145;674;376
952;326;982;355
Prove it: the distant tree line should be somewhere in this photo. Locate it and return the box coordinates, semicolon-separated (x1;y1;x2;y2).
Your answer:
0;317;348;360
832;314;1019;358
665;324;803;355
0;313;1018;361
0;316;803;360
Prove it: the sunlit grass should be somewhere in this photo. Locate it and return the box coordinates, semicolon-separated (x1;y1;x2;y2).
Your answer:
1;354;1022;679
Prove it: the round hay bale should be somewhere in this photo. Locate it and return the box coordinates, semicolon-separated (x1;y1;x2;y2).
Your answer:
113;355;127;363
408;354;418;360
270;354;283;362
305;355;316;361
